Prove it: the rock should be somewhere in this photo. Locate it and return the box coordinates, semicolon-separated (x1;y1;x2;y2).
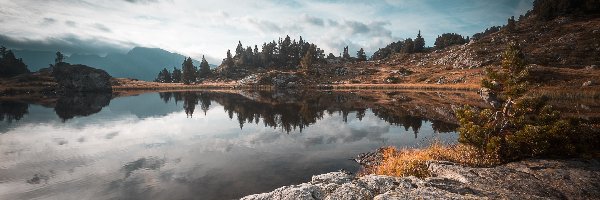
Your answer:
311;172;353;185
238;71;305;88
52;63;112;92
479;87;500;108
586;65;597;70
242;159;600;199
582;80;594;87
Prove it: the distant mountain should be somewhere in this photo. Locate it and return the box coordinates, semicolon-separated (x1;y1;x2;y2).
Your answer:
14;47;216;80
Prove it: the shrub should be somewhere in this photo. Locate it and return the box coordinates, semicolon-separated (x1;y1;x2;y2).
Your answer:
457;41;598;162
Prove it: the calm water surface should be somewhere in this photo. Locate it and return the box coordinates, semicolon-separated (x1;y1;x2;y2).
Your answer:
0;90;465;199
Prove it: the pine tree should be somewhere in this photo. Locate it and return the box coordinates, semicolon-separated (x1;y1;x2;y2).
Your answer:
55;51;65;64
0;47;29;77
235;41;244;58
327;53;336;59
224;50;234;67
301;45;315;72
402;38;414;54
454;41;590;162
434;33;467;49
245;46;253;67
172;67;182;83
253;45;262;67
414;30;425;53
155;68;172;83
181;57;196;84
198;55;212;79
342;46;351;59
356;48;367;61
506;16;516;32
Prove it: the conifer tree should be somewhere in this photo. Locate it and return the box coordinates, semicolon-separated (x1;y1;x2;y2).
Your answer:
342;46;351;59
402;38;414;54
55;51;65;64
356;48;367;61
506;16;516;32
224;50;234;67
414;30;425;52
172;67;182;83
155;68;172;83
0;46;29;77
327;53;335;59
181;57;196;84
198;55;212;79
453;42;588;162
301;45;315;72
235;41;244;58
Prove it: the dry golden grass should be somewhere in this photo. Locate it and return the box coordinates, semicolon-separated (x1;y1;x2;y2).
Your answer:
372;143;500;178
330;83;480;91
529;88;600;100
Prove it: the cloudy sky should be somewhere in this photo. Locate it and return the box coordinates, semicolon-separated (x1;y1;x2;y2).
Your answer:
0;0;533;64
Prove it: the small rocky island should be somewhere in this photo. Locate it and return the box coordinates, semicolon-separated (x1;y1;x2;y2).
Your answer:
242;159;600;199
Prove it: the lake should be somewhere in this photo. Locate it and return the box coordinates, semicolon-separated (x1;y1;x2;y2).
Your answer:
0;90;593;199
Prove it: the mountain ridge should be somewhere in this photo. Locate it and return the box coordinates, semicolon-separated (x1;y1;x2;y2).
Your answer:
13;47;215;80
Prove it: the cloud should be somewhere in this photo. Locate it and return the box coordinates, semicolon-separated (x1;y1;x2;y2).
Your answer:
123;0;159;4
0;0;534;61
301;14;324;26
65;20;77;27
41;17;56;25
93;23;112;33
0;34;132;55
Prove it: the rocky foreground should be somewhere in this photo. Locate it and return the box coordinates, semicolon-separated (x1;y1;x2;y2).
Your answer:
242;159;600;199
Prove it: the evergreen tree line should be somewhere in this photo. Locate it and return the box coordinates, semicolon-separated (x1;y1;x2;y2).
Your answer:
0;46;29;77
155;56;212;84
220;35;327;70
434;33;470;49
371;31;426;60
471;26;502;40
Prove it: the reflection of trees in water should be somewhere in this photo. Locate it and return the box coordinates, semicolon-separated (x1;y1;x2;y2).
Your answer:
1;92;114;123
159;91;461;135
159;92;172;104
0;101;29;123
55;92;112;121
183;92;198;117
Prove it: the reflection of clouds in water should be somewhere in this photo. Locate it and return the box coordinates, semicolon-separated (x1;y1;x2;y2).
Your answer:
0;98;454;200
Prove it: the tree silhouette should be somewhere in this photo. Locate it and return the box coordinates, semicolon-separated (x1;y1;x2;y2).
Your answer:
402;38;414;54
55;51;65;64
356;48;367;61
198;55;212;79
301;45;315;72
0;46;29;77
181;57;196;84
413;30;425;53
172;67;182;83
155;68;172;83
342;46;351;59
434;33;467;49
506;16;516;32
224;50;234;67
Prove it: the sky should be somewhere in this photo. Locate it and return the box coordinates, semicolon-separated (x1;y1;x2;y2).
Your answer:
0;0;534;64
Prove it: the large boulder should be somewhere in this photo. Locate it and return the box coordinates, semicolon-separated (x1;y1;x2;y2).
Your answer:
52;63;112;92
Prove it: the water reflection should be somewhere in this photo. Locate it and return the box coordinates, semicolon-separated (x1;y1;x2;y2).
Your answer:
157;91;465;135
0;101;28;122
0;90;529;199
0;92;112;123
55;92;112;121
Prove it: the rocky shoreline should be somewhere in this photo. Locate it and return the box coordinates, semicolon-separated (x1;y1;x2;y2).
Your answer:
242;159;600;199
